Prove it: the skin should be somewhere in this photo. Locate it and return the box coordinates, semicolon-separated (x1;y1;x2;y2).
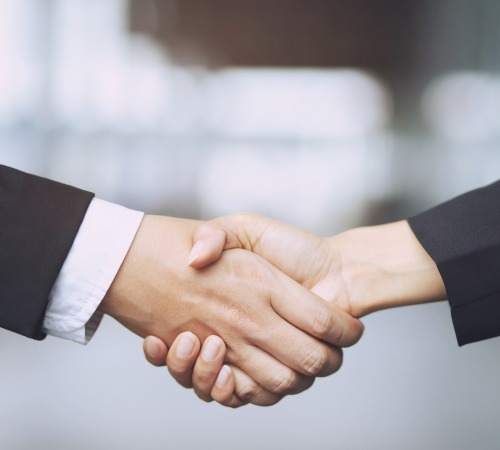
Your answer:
99;215;364;406
143;213;447;407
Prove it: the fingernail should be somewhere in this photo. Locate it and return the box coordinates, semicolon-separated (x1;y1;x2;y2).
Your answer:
145;337;162;359
202;336;221;361
187;240;204;266
176;333;196;357
216;365;231;387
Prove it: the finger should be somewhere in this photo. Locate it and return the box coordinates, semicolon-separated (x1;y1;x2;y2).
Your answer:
201;213;312;271
187;225;227;268
228;344;316;396
209;365;246;408
210;364;283;408
187;214;269;269
143;335;168;367
166;331;201;389
252;317;345;378
192;336;227;402
190;216;364;348
270;272;365;348
233;267;348;377
231;366;285;407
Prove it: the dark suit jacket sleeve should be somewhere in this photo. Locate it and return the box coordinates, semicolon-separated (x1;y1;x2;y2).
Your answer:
408;181;500;346
0;165;94;340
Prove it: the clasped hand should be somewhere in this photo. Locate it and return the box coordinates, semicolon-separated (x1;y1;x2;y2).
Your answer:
98;214;364;408
139;213;445;407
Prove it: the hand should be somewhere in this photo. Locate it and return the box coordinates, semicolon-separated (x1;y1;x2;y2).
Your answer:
144;213;446;405
100;215;364;406
186;213;447;317
144;333;242;406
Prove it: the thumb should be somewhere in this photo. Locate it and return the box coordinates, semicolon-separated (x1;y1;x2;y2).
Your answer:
187;224;228;269
187;214;268;269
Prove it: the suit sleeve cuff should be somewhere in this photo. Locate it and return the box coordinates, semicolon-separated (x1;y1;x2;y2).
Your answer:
407;180;500;345
42;198;144;344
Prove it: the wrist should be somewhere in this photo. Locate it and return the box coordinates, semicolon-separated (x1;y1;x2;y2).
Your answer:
98;214;202;340
330;220;446;317
98;215;176;334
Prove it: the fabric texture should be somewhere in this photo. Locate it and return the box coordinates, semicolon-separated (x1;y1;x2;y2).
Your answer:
42;198;143;344
408;181;500;345
0;164;94;339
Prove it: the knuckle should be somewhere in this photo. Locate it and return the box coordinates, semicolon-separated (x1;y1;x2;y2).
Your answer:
167;357;191;377
193;369;215;386
223;307;265;345
212;390;236;406
248;325;273;347
224;305;254;335
226;304;247;323
270;369;299;395
312;306;336;338
236;382;262;403
300;346;329;376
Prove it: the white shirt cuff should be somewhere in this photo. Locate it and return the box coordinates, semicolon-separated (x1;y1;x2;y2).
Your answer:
42;198;144;344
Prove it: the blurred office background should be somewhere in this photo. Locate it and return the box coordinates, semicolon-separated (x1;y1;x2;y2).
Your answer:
0;0;499;449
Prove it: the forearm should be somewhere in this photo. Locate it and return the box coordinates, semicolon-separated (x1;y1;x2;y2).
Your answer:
330;220;447;317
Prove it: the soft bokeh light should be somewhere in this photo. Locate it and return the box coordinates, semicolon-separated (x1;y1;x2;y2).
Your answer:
205;69;392;139
422;71;500;143
0;0;41;123
198;143;380;233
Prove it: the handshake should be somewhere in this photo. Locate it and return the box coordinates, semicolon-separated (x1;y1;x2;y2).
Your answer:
98;213;446;408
